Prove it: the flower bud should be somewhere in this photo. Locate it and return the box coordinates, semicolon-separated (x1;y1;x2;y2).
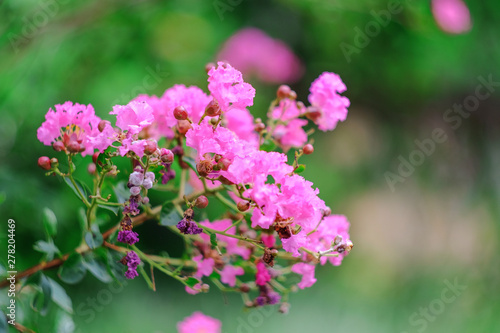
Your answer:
52;141;65;152
205;99;221;117
255;122;266;132
92;152;100;165
87;163;97;175
195;195;209;209
216;157;231;171
130;186;141;196
323;206;331;217
98;120;111;132
306;106;322;121
277;85;291;99
196;160;213;177
279;302;290;314
160;148;174;163
288;90;297;100
177;120;192;135
38;156;52;170
210;117;218;126
144;140;157;155
239;284;250;293
303;144;314;155
237;200;250;212
50;158;59;168
217;175;234;185
67;141;81;153
201;284;210;293
173;106;188;120
205;62;216;73
142;196;150;204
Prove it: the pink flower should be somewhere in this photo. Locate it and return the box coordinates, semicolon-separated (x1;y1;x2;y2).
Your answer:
207;62;255;112
255;261;271;286
306;215;351;266
432;0;471;34
281;232;307;257
220;265;244;287
270;99;304;121
193;255;215;278
118;138;151;158
274;118;308;150
37;101;101;156
291;263;317;289
199;219;251;259
110;101;154;134
217;28;304;84
308;72;350;131
223;107;258;145
162;84;212;125
177;312;221;333
185;282;202;295
261;233;276;248
90;122;116;153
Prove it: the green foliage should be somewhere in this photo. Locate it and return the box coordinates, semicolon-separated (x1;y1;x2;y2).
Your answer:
160;202;182;226
58;253;87;285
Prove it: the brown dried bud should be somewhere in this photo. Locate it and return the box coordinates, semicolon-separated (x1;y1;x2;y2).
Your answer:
183;208;194;221
237;200;250;212
217;175;234;185
98;120;111;132
120;216;133;231
196;160;213;177
262;248;277;267
239;284;250;293
303;144;314;155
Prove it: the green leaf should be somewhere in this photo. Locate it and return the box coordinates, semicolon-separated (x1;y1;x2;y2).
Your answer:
182;156;197;173
84;224;103;249
294;164;306;173
31;274;52;316
56;310;75;333
260;139;277;152
107;249;126;282
58;253;87;284
63;177;91;202
0;310;7;330
43;207;58;238
160;202;182;226
210;233;218;248
113;181;130;204
77;207;87;234
83;254;112;283
97;204;119;215
0;261;6;277
47;277;73;314
185;277;200;288
33;239;60;261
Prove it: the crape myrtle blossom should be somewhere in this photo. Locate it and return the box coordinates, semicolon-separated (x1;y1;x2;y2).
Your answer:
432;0;472;34
36;62;353;331
37;101;101;156
217;27;304;84
177;312;222;333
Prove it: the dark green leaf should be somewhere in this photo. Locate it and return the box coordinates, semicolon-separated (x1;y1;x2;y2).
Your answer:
56;310;76;333
97;204;119;215
31;274;52;316
83;254;112;283
0;310;7;330
63;177;91;202
260;139;277;152
294;164;306;173
77;207;87;234
185;277;200;288
210;233;218;248
84;224;103;249
58;253;86;284
107;250;126;282
43;207;58;238
47;277;73;314
113;181;130;204
182;156;197;173
33;239;60;261
160;202;182;226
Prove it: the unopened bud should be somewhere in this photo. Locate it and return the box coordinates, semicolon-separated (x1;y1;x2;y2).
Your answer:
195;195;209;209
217;157;231;171
255;122;266;132
217;175;234;185
210;117;218;126
173;106;188;120
177;120;192;135
196;160;213;177
303;144;314;155
306;106;321;121
279;302;291;314
67;141;81;153
88;163;96;175
38;156;52;170
52;141;65;152
205;62;216;73
160;148;174;163
323;206;331;217
239;284;250;293
50;158;59;168
277;85;291;99
144;140;157;155
237;200;250;212
92;152;100;165
98;120;110;132
333;235;343;246
205;99;221;117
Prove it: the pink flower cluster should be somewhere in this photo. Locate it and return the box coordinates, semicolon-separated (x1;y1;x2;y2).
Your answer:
217;27;304;84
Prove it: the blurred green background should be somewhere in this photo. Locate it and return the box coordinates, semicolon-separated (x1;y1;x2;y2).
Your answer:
1;0;500;332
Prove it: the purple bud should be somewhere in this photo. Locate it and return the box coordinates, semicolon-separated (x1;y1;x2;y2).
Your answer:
130;186;141;196
129;171;144;186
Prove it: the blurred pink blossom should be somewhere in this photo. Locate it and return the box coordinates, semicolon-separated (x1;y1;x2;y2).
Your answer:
432;0;472;34
217;28;304;84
